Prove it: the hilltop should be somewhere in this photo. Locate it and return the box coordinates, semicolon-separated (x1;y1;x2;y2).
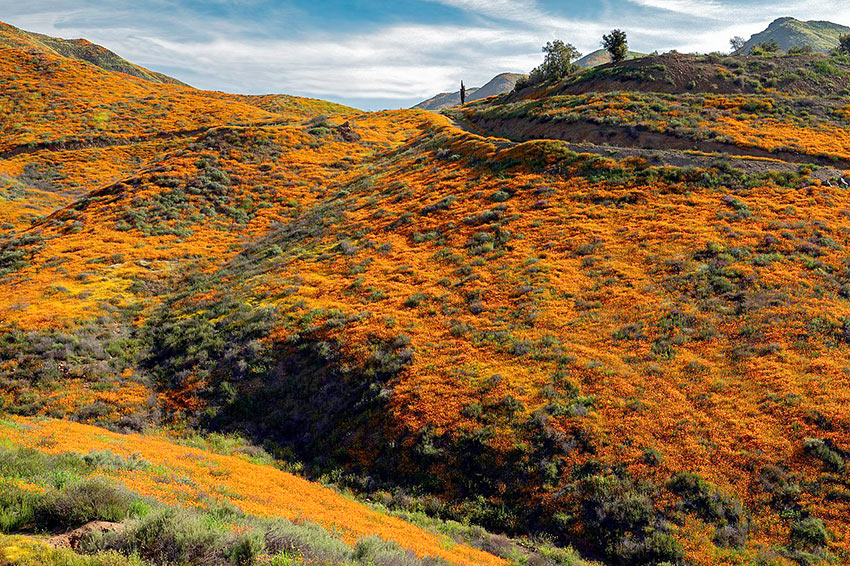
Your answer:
740;17;850;54
414;72;526;111
2;19;850;566
414;53;649;112
574;48;645;68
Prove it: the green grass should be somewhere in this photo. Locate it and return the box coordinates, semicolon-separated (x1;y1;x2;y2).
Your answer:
0;534;148;566
0;445;477;566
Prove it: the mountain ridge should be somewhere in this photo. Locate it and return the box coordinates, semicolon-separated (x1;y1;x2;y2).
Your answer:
414;50;649;112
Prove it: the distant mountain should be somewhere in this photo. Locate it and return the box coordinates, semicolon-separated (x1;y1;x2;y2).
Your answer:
740;17;850;54
415;86;480;111
415;56;653;110
575;49;645;68
414;72;525;111
0;21;186;85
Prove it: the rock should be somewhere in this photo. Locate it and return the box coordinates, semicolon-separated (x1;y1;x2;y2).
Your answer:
336;121;361;142
47;521;124;550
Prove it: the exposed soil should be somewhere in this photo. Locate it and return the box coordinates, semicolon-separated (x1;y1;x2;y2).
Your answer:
46;521;125;550
446;114;849;183
464;115;850;170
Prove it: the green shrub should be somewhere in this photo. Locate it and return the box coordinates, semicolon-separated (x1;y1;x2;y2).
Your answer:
790;517;831;550
94;506;451;566
0;449;139;534
812;60;840;76
262;518;351;563
668;472;748;547
0;233;45;277
354;535;449;566
83;452;149;472
0;448;89;485
580;473;683;565
404;293;428;308
36;478;136;529
98;508;235;565
489;190;511;202
803;438;845;472
0;485;38;533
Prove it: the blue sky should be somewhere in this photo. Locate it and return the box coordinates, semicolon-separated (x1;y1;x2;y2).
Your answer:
2;1;848;109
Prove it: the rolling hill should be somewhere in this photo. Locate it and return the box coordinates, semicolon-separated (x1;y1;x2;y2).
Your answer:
0;22;186;85
2;18;850;566
415;51;652;112
740;17;850;54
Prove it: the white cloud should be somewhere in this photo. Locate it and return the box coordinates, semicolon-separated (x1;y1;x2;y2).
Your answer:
626;0;727;18
428;0;542;22
144;24;541;100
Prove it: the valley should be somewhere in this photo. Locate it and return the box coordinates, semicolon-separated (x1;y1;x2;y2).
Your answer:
1;14;849;566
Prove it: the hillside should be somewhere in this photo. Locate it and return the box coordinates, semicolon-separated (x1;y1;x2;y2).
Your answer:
462;52;850;169
414;73;525;111
2;19;850;566
0;22;186;85
0;417;517;566
740;17;850;54
544;52;850;97
0;21;591;566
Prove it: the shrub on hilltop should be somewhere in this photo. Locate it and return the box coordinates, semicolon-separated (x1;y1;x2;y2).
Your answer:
517;40;582;90
602;29;629;63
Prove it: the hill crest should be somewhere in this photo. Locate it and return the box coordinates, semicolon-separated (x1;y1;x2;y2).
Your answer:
574;48;645;68
741;16;850;53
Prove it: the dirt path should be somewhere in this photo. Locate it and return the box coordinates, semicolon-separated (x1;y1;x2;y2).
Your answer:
445;112;849;182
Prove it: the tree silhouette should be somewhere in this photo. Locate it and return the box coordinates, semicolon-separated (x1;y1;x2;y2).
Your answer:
460;81;466;106
730;36;746;54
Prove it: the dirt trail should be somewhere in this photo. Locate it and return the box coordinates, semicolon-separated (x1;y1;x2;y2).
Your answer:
445;112;850;181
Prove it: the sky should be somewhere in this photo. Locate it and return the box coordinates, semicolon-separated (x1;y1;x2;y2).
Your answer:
2;1;849;110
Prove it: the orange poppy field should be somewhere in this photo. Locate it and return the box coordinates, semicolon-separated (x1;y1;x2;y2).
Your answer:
1;17;849;566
